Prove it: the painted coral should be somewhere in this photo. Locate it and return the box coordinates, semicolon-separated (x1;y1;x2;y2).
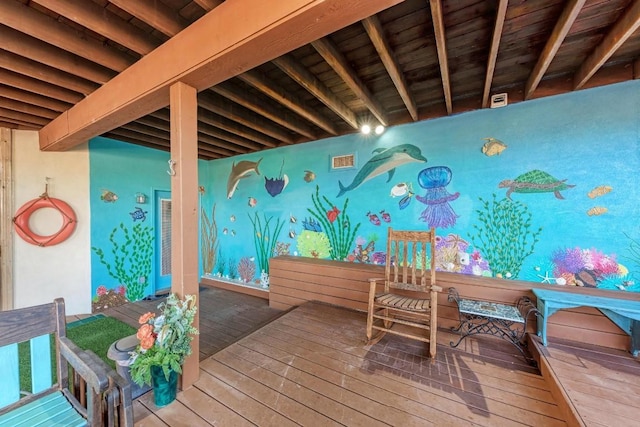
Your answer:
238;257;257;283
551;247;619;287
297;230;331;259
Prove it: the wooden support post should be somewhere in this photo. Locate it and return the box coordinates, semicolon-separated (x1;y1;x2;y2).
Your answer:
169;82;199;389
0;127;13;311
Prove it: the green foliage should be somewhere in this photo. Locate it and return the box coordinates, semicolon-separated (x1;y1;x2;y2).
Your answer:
470;194;542;278
92;222;154;301
215;250;226;276
200;203;218;275
307;185;360;261
228;257;238;279
130;294;198;386
248;213;285;274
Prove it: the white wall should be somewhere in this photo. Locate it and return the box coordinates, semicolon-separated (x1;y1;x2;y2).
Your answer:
13;130;91;315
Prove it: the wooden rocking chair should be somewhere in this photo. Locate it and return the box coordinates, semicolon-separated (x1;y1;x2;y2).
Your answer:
366;228;442;357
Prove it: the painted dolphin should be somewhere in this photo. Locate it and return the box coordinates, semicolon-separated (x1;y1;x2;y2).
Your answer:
337;144;427;197
226;158;262;199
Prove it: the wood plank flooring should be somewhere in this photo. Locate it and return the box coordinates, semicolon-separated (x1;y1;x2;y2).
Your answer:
135;301;567;426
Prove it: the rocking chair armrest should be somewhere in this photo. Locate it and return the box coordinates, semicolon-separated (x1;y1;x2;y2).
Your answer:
58;336;110;394
368;278;386;292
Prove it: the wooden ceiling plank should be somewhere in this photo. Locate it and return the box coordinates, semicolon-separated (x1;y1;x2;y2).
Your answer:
362;15;418;121
32;0;159;56
272;54;358;129
429;0;452;115
0;120;39;130
0;49;99;95
108;0;188;37
239;70;338;135
105;129;220;159
312;37;389;126
634;57;640;79
197;128;253;155
193;0;224;12
0;108;49;126
198;94;292;144
0;25;115;85
0;97;58;119
38;0;403;151
573;0;640;90
197;113;271;150
0;86;72;112
525;0;586;100
211;84;317;139
482;0;509;108
0;69;83;104
0;1;134;72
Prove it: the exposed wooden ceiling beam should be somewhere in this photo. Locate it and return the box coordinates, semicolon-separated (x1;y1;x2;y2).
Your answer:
0;120;39;130
272;54;358;129
211;84;317;139
482;0;508;108
0;86;71;112
525;0;586;100
0;50;99;96
39;0;403;151
0;97;57;119
198;93;293;144
0;25;115;85
239;70;338;135
311;37;389;126
362;15;418;121
197;113;273;150
574;0;640;89
193;0;224;12
105;129;220;160
32;0;158;56
429;0;452;115
635;57;640;79
0;1;134;72
108;0;187;37
197;120;259;153
0;108;49;127
0;69;83;104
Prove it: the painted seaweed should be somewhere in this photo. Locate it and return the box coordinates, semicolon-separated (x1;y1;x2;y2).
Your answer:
200;203;218;275
308;185;360;261
238;257;257;283
470;194;542;278
92;222;154;301
248;213;285;275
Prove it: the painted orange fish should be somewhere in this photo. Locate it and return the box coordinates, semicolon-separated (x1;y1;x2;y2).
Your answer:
326;206;340;223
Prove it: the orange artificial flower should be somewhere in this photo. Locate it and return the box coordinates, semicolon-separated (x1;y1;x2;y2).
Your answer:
139;334;156;350
138;312;155;324
136;323;154;341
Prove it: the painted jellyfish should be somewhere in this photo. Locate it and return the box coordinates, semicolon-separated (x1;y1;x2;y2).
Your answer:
415;166;460;228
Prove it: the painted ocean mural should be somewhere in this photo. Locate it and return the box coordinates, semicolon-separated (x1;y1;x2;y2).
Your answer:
90;80;640;298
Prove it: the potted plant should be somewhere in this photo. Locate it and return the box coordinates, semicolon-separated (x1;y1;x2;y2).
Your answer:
129;293;198;406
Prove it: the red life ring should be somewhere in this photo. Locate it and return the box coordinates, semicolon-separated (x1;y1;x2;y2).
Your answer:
13;196;77;247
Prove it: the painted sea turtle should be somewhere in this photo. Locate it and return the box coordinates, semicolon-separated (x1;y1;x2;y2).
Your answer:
499;169;575;200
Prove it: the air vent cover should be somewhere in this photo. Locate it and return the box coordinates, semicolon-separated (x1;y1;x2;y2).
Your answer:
331;154;355;170
490;93;508;108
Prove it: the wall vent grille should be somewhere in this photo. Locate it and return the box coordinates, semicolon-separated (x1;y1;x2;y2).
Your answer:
331;154;355;169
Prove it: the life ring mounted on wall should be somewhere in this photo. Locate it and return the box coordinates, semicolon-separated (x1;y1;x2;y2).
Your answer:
13;195;77;247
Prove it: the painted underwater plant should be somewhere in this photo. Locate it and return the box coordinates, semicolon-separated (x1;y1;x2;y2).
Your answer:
551;247;620;287
248;213;285;275
238;257;257;283
415;166;459;228
308;185;360;261
471;194;542;279
435;234;491;276
297;230;331;259
200;203;218;276
92;222;154;302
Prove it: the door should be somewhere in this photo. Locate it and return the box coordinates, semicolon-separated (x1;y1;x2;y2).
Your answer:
154;190;171;294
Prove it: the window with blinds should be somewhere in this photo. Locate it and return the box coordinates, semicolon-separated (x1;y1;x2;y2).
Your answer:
160;198;172;276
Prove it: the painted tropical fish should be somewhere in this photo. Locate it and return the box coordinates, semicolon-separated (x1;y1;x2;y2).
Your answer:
366;211;381;226
380;210;391;223
248;197;258;207
587;185;612;199
100;189;118;203
302;218;323;233
337;144;427;197
226;158;262;199
481;137;507;156
303;170;316;183
326;206;340;223
587;206;608;216
130;207;147;222
398;191;414;210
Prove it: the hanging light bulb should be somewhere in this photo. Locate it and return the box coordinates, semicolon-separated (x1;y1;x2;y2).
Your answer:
361;124;371;134
374;125;385;135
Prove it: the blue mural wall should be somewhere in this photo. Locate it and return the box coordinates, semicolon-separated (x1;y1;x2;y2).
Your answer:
89;137;207;308
201;80;640;291
88;80;640;309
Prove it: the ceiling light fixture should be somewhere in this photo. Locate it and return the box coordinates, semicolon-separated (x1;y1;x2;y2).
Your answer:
361;124;371;135
374;125;385;135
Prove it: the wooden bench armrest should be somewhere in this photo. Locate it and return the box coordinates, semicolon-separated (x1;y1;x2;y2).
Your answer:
85;350;134;427
58;336;110;394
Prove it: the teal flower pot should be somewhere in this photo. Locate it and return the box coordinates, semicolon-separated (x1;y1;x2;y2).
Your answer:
150;366;178;407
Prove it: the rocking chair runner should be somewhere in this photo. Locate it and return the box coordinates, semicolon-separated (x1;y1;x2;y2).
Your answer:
366;228;442;357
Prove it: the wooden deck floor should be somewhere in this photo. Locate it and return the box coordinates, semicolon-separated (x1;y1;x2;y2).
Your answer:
134;300;566;426
533;336;640;426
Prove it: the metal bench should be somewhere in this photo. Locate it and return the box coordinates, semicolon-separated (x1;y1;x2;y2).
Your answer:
0;298;133;426
532;288;640;356
448;287;540;363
